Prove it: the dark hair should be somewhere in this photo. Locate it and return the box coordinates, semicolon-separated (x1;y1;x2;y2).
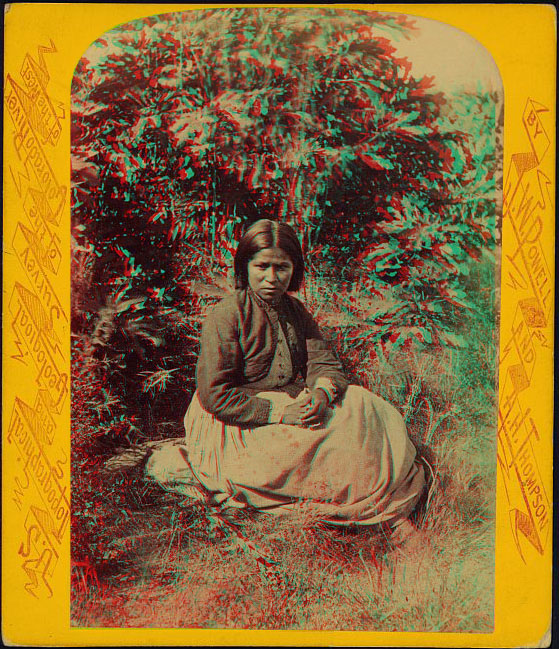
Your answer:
234;219;305;291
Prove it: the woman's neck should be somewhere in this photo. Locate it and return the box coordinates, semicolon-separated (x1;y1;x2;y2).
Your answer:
247;286;285;310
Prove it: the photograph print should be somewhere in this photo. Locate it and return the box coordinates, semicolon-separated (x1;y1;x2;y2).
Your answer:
70;7;502;632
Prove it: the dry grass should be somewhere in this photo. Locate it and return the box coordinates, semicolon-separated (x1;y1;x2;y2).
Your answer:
71;343;496;632
71;490;494;631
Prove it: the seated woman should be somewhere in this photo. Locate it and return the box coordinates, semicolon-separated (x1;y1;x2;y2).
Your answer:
160;219;426;537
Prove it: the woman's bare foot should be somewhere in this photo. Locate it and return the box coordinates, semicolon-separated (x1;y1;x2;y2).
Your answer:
389;518;429;555
390;518;417;543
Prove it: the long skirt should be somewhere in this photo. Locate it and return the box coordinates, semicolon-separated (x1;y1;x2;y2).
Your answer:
163;385;425;526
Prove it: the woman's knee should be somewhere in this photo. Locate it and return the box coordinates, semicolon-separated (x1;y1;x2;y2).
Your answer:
343;384;370;400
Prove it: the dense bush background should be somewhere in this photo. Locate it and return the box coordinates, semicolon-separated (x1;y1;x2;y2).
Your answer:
71;8;501;631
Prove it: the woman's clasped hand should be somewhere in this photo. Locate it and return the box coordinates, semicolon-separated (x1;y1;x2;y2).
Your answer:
280;389;330;427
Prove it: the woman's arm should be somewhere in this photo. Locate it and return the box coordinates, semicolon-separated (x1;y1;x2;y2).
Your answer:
196;301;272;427
295;300;349;403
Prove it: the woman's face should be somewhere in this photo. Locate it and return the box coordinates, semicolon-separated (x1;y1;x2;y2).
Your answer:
247;247;294;303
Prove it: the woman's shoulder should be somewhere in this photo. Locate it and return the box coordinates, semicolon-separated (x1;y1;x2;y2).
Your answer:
205;289;248;322
286;293;314;318
285;294;322;333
